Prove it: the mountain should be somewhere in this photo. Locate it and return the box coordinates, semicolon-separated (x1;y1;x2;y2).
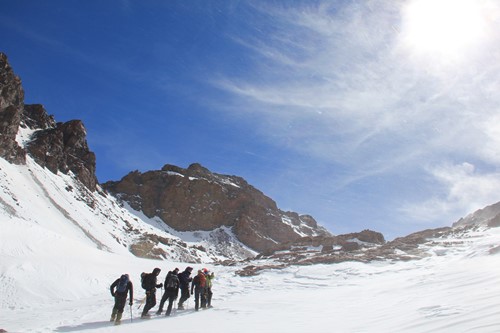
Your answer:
453;201;500;228
0;52;330;261
2;52;500;332
103;164;330;254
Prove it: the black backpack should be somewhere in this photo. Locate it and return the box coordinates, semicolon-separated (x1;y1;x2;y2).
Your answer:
166;274;179;289
116;274;129;293
141;272;153;290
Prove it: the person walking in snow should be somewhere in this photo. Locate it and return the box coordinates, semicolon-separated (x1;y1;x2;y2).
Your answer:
177;266;193;309
156;267;180;316
204;268;215;308
109;274;133;325
141;267;163;318
191;269;207;311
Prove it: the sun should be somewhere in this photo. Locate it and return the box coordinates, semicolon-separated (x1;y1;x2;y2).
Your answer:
401;0;486;58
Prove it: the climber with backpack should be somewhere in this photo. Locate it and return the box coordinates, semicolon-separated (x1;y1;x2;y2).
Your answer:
204;268;215;308
156;267;180;316
140;267;163;319
109;274;133;325
177;266;193;310
191;269;207;311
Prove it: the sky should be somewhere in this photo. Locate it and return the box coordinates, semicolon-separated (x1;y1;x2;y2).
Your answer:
2;0;500;239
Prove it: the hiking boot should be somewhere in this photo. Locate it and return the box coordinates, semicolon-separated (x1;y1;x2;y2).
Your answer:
156;310;162;315
114;320;121;326
177;305;184;310
141;314;151;319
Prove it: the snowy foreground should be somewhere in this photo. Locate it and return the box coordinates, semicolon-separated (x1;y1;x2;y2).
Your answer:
1;154;499;332
1;219;500;333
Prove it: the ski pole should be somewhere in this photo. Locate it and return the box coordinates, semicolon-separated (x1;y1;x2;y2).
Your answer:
129;303;133;323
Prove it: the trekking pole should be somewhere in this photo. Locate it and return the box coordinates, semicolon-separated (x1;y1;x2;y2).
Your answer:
129;303;133;323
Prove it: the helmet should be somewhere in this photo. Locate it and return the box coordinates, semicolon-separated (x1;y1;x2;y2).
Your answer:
203;268;209;274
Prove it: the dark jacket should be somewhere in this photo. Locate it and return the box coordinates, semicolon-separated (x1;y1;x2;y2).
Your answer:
110;278;133;301
143;268;163;292
178;269;192;290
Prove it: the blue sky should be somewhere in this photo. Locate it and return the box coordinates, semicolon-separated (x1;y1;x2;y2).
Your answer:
2;0;500;239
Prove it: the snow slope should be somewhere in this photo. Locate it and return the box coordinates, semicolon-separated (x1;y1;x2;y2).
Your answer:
1;129;499;332
1;169;500;333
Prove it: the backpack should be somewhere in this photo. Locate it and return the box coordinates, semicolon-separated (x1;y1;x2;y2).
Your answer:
141;272;148;289
141;272;155;290
116;274;129;293
166;274;179;289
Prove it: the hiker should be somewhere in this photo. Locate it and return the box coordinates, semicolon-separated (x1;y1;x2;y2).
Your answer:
156;268;180;316
177;266;193;309
191;269;207;311
141;267;163;318
109;274;133;325
204;268;215;308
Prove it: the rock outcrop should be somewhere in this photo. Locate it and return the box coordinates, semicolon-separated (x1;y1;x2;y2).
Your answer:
453;201;500;229
0;53;98;191
103;163;330;253
0;53;26;164
25;112;97;191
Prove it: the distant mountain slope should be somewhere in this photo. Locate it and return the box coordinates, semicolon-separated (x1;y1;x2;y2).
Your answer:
103;163;330;253
453;201;500;228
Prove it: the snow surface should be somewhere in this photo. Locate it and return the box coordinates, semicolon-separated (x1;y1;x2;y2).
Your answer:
1;129;500;332
2;217;500;333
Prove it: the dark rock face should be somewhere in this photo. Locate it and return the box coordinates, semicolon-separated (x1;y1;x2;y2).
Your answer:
23;104;56;129
0;53;98;191
0;53;26;164
103;163;330;253
26;119;97;191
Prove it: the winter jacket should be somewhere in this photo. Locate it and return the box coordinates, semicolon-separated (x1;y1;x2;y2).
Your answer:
191;272;206;293
110;278;133;301
178;269;192;290
205;272;215;288
143;269;163;292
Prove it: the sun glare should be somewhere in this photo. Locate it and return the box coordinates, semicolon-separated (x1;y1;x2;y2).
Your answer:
402;0;486;58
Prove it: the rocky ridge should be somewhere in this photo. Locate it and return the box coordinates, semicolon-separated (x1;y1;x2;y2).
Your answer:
0;53;98;191
0;52;329;259
103;164;331;253
236;224;495;276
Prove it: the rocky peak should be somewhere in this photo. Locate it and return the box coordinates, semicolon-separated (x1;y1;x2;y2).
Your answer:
0;52;26;164
23;104;56;130
103;164;331;253
0;52;98;191
26;118;97;191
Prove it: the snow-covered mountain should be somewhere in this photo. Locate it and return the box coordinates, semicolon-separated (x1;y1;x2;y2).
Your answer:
2;52;500;332
1;185;499;332
0;51;329;263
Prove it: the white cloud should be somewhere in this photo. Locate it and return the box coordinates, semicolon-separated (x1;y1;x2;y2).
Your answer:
399;162;500;223
211;0;500;232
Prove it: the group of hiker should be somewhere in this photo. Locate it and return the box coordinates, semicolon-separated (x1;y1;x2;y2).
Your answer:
109;266;215;325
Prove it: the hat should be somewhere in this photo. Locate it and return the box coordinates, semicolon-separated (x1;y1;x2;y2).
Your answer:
186;266;193;272
203;268;209;273
153;267;161;274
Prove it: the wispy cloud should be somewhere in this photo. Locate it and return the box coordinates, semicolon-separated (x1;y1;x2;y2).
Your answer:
212;0;500;228
400;162;500;222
